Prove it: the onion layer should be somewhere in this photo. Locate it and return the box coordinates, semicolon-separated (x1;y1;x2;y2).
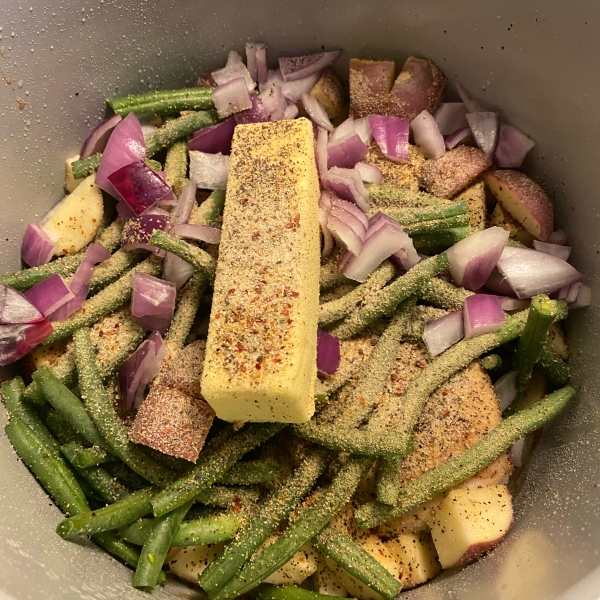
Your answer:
21;223;58;267
368;115;409;163
423;311;464;357
131;272;176;334
463;294;506;339
317;329;341;375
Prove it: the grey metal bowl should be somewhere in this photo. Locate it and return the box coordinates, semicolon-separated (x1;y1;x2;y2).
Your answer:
1;1;599;598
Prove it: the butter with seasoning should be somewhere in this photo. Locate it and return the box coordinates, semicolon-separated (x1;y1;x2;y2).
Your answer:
202;118;321;423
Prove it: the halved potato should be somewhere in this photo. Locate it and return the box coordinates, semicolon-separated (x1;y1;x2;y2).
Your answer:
313;553;348;597
489;201;535;246
454;180;487;230
310;68;345;120
386;532;441;589
484;169;554;241
349;58;395;118
168;542;225;583
263;541;318;585
44;173;104;256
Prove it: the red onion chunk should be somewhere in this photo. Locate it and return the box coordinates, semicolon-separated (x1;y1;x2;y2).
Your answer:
131;272;176;334
331;196;369;230
456;82;488;113
392;242;421;271
410;110;445;159
189;151;229;190
24;274;75;318
116;201;136;221
108;160;173;216
494;370;518;412
172;223;222;245
315;127;329;177
171;181;198;225
21;223;57;267
80;114;122;159
318;205;334;258
494;124;535;168
188;119;236;154
235;94;270;124
212;78;253;118
496;246;582;299
70;242;111;294
211;51;255;93
47;287;88;322
163;253;195;290
0;284;53;365
341;216;411;282
328;118;355;146
281;73;320;103
447;226;509;291
316;329;341;375
283;103;299;120
423;311;464;357
327;214;364;256
368;115;409;163
118;330;166;410
548;230;568;245
434;103;468;135
259;84;286;120
279;50;342;82
353;117;373;145
485;268;517;297
355;162;383;184
445;127;473;150
327;133;368;169
255;45;268;85
466;111;499;157
96;113;146;199
246;43;258;82
569;283;592;309
259;69;285;94
321;167;369;212
463;294;506;339
301;93;334;132
498;296;530;311
533;240;571;262
122;212;173;254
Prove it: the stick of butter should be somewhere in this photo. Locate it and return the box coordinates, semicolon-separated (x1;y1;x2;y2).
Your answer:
201;118;321;423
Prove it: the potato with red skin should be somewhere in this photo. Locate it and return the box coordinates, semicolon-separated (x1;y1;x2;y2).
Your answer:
489;201;535;246
310;68;345;120
419;145;492;198
484;169;554;241
349;56;445;119
429;484;513;568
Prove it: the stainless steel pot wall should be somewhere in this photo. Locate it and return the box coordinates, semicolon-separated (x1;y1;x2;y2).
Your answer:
0;1;599;598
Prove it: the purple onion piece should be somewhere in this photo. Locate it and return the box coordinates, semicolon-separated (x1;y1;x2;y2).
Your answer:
301;93;333;132
212;78;253;118
433;103;469;135
188;119;236;154
24;274;75;318
279;50;342;82
423;311;464;357
80;114;122;159
21;223;57;267
368;115;409;163
494;124;535;168
131;272;176;335
172;223;222;245
466;111;499;157
463;294;506;339
316;329;341;375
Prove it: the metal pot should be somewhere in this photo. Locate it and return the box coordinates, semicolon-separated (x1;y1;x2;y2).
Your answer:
1;1;598;598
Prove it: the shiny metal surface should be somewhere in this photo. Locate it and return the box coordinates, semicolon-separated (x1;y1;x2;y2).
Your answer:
1;1;599;598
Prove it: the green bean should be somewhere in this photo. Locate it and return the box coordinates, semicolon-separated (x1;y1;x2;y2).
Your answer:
57;487;155;538
196;485;262;509
403;213;470;235
513;295;566;402
92;531;166;585
151;423;284;517
217;458;279;486
257;584;341;600
374;201;468;225
61;440;113;469
210;456;373;600
411;227;471;250
6;419;90;516
198;448;329;596
109;88;214;116
32;365;109;450
77;465;130;504
164;139;189;196
417;276;474;309
318;261;396;327
331;254;450;340
120;513;241;547
42;256;162;345
145;158;163;172
538;346;571;386
148;230;216;282
42;408;80;444
2;378;61;455
369;310;530;505
355;385;575;528
71;111;216;179
366;184;451;209
94;215;127;253
134;499;193;592
314;527;402;600
320;259;348;292
73;327;175;487
192;189;227;226
481;354;503;371
145;111;217;156
88;248;148;294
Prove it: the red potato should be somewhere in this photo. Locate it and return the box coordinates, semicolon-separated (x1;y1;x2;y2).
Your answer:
489;201;535;246
129;385;215;462
429;484;514;568
419;145;492;198
484;169;554;241
310;68;345;120
349;56;445;119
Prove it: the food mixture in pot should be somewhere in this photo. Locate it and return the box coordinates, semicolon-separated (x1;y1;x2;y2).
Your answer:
0;44;588;597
